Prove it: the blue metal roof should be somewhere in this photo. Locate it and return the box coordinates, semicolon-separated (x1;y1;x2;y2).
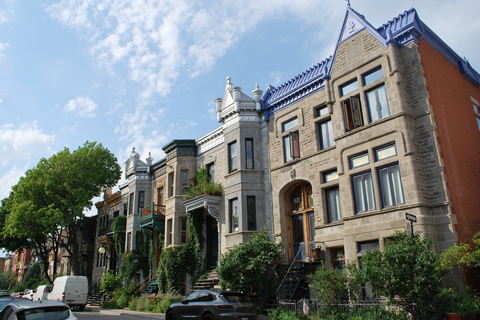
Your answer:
261;7;480;120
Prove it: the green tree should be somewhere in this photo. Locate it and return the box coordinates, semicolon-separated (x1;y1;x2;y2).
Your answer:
217;232;281;295
359;230;445;319
1;141;121;282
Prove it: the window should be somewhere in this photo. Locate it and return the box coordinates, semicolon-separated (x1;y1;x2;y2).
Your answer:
358;240;379;254
228;141;238;173
375;144;397;161
128;193;134;215
180;217;187;244
350;153;369;169
323;169;338;183
157;187;164;206
353;171;375;213
315;105;329;117
378;164;405;207
230;198;239;232
126;232;132;251
245;138;254;169
366;85;390;122
341;67;389;132
282;117;300;162
181;170;189;194
326;187;341;223
340;79;358;96
137;191;145;213
331;247;345;270
166;219;172;246
474;103;480;130
247;196;256;230
206;162;215;182
168;172;174;197
343;95;364;131
363;68;383;85
318;119;334;149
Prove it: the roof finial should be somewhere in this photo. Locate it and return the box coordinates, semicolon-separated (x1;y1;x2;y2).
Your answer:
346;0;351;7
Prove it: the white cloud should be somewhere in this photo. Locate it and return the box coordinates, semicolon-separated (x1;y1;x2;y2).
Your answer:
63;96;98;117
0;42;9;59
0;165;27;200
0;122;56;167
0;0;14;25
46;0;338;100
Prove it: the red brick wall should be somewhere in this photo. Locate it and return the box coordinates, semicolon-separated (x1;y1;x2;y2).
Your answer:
418;39;480;245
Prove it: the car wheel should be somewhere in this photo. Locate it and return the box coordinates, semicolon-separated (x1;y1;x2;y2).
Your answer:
202;313;215;320
79;304;86;311
166;311;176;320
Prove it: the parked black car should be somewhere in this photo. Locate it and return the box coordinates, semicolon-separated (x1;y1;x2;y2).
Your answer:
166;290;257;320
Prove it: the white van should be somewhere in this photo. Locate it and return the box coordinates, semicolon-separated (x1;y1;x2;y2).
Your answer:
32;285;51;301
48;276;88;311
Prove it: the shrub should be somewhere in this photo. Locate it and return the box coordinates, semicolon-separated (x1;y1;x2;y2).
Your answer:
128;296;137;311
217;232;281;295
116;293;129;309
267;308;305;320
102;297;118;309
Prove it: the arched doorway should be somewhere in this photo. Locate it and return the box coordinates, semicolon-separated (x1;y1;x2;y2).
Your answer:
286;182;315;261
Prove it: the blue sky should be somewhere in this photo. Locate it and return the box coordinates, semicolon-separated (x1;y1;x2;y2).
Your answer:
1;0;479;207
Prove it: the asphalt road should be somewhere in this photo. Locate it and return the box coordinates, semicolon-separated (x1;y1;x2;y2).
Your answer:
73;306;165;320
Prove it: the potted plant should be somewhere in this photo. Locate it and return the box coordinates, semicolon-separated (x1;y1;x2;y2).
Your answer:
183;167;223;200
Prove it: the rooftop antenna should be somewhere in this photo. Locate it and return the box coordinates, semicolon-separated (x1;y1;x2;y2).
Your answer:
346;0;351;7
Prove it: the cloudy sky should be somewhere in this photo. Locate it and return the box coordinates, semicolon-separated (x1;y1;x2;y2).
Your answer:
1;0;479;208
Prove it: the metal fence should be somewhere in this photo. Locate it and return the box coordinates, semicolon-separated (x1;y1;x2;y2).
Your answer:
277;299;412;319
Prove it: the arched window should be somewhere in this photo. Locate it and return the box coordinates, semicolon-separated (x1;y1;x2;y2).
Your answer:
286;183;315;260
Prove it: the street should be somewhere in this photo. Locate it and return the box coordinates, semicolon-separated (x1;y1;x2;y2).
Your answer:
73;307;165;320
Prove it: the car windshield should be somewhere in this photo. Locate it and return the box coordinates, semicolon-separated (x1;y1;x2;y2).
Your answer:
221;292;249;303
18;306;70;320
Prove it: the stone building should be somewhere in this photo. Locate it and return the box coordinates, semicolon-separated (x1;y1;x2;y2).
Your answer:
262;5;480;295
92;5;479;297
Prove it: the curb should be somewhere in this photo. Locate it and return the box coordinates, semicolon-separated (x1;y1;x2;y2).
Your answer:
82;306;165;319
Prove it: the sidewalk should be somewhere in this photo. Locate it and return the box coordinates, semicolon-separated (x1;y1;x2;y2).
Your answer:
83;305;165;319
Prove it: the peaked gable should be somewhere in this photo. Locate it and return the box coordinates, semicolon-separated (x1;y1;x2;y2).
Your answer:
337;7;387;46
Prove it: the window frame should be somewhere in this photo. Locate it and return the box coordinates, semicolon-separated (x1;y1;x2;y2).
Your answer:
474;103;480;130
339;66;390;132
228;141;238;173
247;196;257;231
378;163;405;208
245;138;254;169
365;84;390;122
352;170;376;214
318;118;334;150
229;198;239;233
325;186;342;223
181;170;189;194
282;117;300;163
137;191;145;213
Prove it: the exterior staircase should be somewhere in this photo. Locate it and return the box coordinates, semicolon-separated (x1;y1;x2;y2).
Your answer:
192;269;220;291
275;262;306;300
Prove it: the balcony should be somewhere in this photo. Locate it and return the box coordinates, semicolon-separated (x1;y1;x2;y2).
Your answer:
279;241;325;264
139;203;165;238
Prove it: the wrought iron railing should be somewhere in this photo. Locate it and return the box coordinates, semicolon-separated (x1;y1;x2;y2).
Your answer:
278;241;325;264
139;203;165;220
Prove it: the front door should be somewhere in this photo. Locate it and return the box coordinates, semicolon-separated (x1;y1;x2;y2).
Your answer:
288;183;315;261
206;215;218;268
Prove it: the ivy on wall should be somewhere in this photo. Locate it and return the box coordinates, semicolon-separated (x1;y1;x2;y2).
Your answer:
156;211;206;294
112;215;126;255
